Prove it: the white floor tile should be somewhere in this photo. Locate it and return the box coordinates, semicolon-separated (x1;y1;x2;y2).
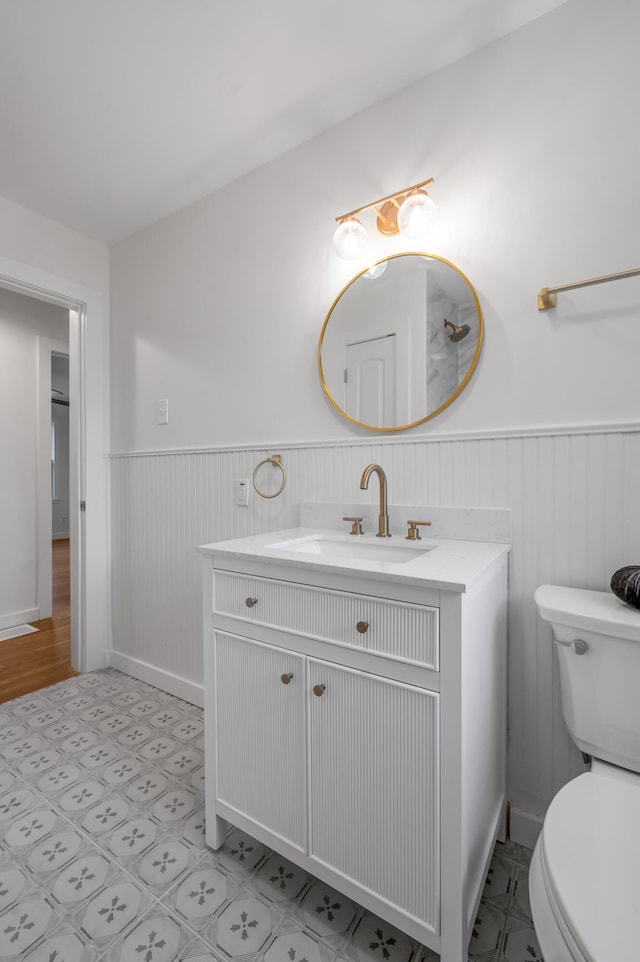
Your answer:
0;670;536;962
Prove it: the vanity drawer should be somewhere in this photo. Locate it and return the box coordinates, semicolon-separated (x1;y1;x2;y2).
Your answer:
214;570;439;670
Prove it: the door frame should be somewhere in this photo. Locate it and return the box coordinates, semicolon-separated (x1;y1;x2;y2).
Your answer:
0;254;108;673
37;336;69;620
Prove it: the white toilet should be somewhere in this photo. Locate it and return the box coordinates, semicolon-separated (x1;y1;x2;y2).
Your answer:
531;585;640;962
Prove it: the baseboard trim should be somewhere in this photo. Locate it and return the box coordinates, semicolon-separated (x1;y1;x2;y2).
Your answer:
509;807;543;849
0;608;39;631
53;532;70;540
106;650;203;707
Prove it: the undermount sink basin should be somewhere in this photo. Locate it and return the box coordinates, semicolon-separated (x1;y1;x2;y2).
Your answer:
268;534;434;565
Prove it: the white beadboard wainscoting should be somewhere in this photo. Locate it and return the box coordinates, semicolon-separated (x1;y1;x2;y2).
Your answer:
109;426;640;846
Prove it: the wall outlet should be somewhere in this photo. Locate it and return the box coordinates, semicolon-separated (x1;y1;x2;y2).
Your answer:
236;479;249;506
156;398;169;425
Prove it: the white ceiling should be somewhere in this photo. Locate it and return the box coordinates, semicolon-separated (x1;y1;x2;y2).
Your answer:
0;0;568;245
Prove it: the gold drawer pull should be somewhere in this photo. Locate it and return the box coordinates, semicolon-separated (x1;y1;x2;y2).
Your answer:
281;673;294;685
313;684;326;697
245;597;258;608
356;621;369;634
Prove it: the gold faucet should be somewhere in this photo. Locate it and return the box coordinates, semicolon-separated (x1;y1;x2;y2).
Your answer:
360;464;391;538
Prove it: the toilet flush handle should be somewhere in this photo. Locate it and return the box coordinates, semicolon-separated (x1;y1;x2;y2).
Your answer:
555;638;589;655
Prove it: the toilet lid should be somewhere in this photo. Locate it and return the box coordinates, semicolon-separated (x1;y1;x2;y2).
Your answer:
541;767;640;962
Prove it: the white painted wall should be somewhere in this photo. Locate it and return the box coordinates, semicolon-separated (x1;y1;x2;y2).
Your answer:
0;289;68;627
0;195;108;294
109;0;640;844
111;0;640;452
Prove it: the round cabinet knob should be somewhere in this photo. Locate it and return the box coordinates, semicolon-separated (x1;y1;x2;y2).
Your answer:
356;621;369;634
313;684;326;697
572;639;589;655
245;597;258;608
281;672;294;685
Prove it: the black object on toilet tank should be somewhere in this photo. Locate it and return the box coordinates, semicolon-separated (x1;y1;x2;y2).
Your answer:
610;566;640;609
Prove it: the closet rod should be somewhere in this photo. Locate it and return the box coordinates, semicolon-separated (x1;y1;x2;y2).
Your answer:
537;266;640;310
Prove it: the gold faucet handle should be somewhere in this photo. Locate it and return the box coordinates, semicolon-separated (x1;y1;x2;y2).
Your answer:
406;520;432;541
343;516;364;536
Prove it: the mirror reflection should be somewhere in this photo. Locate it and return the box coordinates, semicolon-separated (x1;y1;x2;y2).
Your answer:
318;252;483;431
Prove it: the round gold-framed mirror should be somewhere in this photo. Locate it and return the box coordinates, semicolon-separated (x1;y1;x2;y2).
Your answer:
318;252;483;432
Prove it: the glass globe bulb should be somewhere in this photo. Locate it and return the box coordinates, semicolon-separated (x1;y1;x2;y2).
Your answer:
397;190;435;239
364;261;388;279
333;217;367;259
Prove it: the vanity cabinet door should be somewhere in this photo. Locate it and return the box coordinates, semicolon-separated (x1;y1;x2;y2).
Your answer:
214;632;307;852
308;658;440;934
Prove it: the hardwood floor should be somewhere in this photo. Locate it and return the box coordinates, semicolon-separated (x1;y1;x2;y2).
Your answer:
0;538;76;703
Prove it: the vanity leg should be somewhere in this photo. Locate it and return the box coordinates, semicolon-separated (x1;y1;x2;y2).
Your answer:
207;815;227;850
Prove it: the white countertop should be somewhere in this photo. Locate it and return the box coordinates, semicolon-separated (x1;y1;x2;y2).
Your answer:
198;527;510;593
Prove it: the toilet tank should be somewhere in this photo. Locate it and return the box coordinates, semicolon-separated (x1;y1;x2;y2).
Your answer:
535;585;640;773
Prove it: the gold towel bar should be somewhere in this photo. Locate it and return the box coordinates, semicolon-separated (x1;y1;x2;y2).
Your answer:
537;267;640;310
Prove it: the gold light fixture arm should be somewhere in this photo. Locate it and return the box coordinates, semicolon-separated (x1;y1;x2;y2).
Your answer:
335;177;435;224
537;267;640;310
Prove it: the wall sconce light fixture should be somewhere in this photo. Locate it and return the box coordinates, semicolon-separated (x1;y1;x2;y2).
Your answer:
333;177;435;260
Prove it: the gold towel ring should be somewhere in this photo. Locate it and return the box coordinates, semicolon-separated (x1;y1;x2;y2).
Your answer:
252;454;287;499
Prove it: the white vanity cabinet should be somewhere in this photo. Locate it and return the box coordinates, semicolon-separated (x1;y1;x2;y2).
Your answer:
307;657;439;931
214;633;307;852
201;534;509;962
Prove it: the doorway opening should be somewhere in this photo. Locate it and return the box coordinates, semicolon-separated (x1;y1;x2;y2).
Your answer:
0;293;77;699
0;286;86;701
0;255;108;697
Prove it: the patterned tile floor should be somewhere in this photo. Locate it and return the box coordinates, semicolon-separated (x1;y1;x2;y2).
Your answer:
0;669;544;962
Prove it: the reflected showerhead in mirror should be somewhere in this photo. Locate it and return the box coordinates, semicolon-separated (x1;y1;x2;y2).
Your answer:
444;319;471;342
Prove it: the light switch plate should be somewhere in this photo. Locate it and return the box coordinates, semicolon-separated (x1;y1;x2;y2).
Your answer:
156;398;169;425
